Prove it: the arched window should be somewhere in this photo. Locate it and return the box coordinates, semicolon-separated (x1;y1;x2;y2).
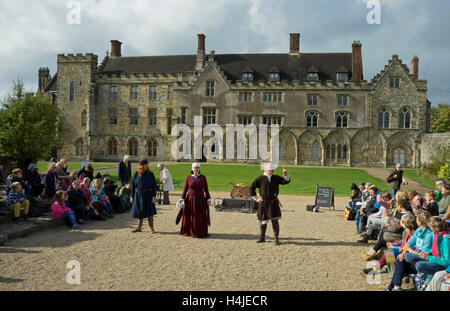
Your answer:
75;139;83;157
107;138;118;156
343;145;348;159
393;148;406;165
306;111;318;127
336;112;349;128
399;107;411;129
378;108;390;129
326;145;331;159
69;81;74;102
337;145;342;159
81;110;87;127
148;139;157;157
331;145;336;159
279;140;284;159
312;140;320;159
128;138;138;156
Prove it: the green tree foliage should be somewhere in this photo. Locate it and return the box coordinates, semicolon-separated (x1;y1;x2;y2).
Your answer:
0;79;66;166
431;103;450;133
438;163;450;180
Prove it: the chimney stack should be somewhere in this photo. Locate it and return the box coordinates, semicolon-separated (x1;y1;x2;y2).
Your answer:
110;40;122;57
411;56;419;80
196;34;206;71
290;33;300;55
352;41;363;83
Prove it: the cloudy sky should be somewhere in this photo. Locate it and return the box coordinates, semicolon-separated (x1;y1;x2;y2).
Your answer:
1;0;449;105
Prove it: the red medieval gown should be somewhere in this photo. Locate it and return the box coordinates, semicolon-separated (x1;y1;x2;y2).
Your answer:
180;174;211;238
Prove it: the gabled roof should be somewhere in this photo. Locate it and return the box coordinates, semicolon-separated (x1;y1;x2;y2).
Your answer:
100;52;354;82
307;65;319;73
336;66;348;73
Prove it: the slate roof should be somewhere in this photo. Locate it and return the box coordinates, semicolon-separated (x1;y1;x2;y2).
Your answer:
101;52;354;82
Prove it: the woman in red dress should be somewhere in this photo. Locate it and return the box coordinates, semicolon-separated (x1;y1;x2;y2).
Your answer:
178;163;211;238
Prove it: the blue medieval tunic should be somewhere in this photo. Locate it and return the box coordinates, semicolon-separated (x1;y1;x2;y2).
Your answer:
131;171;157;219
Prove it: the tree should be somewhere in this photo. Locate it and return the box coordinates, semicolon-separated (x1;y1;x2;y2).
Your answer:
0;79;66;167
431;103;450;133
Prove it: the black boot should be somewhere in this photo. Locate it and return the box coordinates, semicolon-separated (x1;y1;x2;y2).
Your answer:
272;220;280;245
257;224;267;243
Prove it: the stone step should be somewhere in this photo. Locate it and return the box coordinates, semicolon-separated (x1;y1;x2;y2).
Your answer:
0;215;64;240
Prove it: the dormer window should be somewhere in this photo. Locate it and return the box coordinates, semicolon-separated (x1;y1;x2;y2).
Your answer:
242;72;253;83
337;73;349;82
307;73;319;82
336;67;349;82
307;66;319;82
268;66;280;83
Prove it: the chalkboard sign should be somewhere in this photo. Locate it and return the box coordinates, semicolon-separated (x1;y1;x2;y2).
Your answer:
314;186;335;210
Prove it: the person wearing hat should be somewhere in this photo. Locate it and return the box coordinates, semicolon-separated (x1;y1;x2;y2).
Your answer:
177;162;211;238
387;163;404;198
249;163;290;245
158;163;174;205
24;163;45;198
130;159;157;233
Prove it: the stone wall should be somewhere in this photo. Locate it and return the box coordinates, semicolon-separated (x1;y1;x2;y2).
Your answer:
419;132;450;165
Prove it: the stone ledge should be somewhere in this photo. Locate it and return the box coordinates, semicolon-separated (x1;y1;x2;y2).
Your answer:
0;215;64;240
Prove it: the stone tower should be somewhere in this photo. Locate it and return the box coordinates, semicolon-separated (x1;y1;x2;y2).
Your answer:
38;67;51;92
56;53;98;160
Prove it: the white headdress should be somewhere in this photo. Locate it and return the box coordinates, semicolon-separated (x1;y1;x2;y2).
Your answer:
192;162;200;170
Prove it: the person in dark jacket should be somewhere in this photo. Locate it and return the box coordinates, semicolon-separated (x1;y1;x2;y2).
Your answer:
357;186;379;234
43;163;59;199
103;177;125;213
77;163;94;182
118;155;132;187
387;163;404;198
67;180;97;223
24;164;45;198
131;159;157;233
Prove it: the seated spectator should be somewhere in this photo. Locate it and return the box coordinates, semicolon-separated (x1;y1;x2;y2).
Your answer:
60;158;68;174
385;210;433;291
364;198;413;261
414;216;450;290
51;190;80;229
69;171;78;181
408;190;427;213
81;177;110;219
5;182;30;224
425;266;450;291
103;177;125;214
438;183;450;217
0;165;4;184
50;157;57;164
56;162;72;190
0;232;8;246
43;163;61;199
5;168;29;196
363;213;416;274
119;182;132;211
90;179;114;215
67;180;95;224
77;163;94;182
435;180;446;203
358;191;392;243
357;186;379;234
425;191;440;217
24;163;45;198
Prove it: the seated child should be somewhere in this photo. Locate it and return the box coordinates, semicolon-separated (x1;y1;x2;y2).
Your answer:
103;177;124;214
359;191;392;242
414;216;450;290
363;213;416;274
5;182;30;224
90;180;114;216
425;191;440;217
51;190;80;229
119;182;132;211
6;168;30;196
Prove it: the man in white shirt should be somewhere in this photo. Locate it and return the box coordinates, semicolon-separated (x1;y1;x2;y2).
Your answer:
157;163;174;205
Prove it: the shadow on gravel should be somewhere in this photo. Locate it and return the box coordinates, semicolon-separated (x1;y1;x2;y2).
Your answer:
0;247;41;254
282;240;364;247
7;231;102;248
0;276;25;284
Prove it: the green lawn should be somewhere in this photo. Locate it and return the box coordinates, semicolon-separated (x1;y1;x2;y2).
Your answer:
107;164;385;197
403;169;436;189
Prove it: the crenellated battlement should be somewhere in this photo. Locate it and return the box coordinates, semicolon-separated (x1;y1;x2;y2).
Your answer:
57;53;98;63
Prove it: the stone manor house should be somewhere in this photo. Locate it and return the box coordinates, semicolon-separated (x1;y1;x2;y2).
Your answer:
38;33;433;167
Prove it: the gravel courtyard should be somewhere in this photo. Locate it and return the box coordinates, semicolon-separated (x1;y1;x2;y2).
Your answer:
0;193;393;291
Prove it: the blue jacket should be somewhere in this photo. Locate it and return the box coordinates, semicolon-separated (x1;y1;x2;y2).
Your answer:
6;191;25;209
118;160;132;183
407;227;434;254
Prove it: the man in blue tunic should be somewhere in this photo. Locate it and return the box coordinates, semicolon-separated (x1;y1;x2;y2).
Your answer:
131;159;157;233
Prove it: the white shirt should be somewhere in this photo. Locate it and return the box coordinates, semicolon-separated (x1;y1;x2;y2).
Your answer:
160;168;174;191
